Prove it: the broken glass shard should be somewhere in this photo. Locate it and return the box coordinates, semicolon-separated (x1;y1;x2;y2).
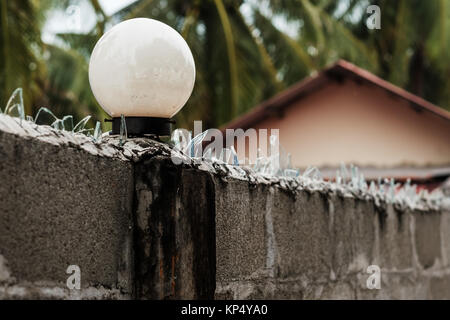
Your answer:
73;116;91;133
4;88;25;120
119;114;127;146
93;121;102;143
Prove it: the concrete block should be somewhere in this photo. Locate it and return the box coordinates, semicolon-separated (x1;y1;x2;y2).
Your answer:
1;120;448;300
439;211;450;266
429;275;450;299
215;279;305;300
215;180;267;281
318;282;356;300
378;205;414;270
352;198;377;264
216;278;356;300
355;271;429;300
0;130;134;294
133;157;216;299
414;211;442;269
329;196;376;278
272;190;331;280
329;196;355;278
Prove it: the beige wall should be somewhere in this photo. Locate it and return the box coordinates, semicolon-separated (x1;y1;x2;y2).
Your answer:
234;79;450;168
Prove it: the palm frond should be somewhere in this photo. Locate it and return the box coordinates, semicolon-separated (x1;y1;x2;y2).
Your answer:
253;9;315;84
213;0;239;119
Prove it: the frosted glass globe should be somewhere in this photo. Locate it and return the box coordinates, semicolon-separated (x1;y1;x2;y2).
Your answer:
89;18;196;118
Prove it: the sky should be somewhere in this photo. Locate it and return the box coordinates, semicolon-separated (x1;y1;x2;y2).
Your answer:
99;0;138;15
43;0;138;43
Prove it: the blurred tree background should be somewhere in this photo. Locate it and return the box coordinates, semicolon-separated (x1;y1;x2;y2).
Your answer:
0;0;449;131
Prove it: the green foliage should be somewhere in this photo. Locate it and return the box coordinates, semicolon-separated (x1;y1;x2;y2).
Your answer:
350;0;450;108
0;0;42;115
0;0;449;133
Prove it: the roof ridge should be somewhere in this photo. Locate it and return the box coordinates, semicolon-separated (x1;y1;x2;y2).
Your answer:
223;60;450;130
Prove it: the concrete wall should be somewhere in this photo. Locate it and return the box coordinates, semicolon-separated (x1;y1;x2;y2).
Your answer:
1;114;449;299
133;155;216;299
0;117;135;299
214;179;450;299
0;115;215;299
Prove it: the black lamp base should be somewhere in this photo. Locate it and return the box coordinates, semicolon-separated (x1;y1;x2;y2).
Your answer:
108;116;172;136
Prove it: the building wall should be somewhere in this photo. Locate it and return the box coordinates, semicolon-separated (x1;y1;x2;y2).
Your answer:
235;79;450;168
1;115;450;299
215;180;450;299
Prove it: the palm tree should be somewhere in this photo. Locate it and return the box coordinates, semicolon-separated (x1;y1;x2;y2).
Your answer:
0;0;107;125
38;0;108;124
344;0;450;110
267;0;450;110
111;0;279;128
2;0;448;130
253;0;380;83
0;0;43;115
111;0;384;128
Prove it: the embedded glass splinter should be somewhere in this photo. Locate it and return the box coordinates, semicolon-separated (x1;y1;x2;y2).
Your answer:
88;18;196;136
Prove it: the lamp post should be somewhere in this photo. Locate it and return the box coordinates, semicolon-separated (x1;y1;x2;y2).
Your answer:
88;18;196;137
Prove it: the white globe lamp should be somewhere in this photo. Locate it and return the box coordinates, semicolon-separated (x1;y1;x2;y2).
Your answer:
89;18;196;136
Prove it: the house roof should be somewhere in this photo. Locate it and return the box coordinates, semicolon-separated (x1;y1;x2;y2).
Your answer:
223;60;450;130
319;166;450;182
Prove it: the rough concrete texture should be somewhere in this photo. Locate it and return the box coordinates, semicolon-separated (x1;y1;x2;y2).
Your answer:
0;282;129;300
133;156;216;299
214;176;450;299
0;125;134;298
1;114;450;299
0;114;217;299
